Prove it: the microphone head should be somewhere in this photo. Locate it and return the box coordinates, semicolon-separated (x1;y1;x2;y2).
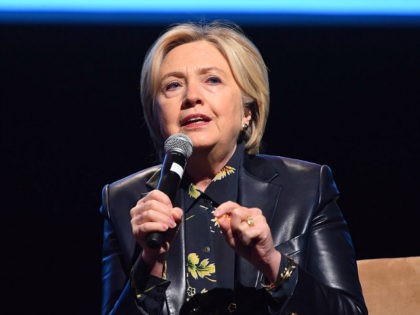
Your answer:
164;133;193;158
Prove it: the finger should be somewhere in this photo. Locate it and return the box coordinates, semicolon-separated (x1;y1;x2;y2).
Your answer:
213;200;240;217
131;198;165;218
231;214;265;244
132;209;177;229
137;199;175;218
142;189;173;207
239;220;265;245
230;207;250;226
171;207;184;223
217;212;232;233
217;204;251;235
133;221;171;236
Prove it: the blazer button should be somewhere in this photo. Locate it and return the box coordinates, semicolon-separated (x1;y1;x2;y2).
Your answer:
227;302;237;313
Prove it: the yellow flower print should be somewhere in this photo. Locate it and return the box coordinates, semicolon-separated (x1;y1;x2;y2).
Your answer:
187;253;216;282
188;183;201;199
211;216;220;228
211;209;221;229
213;165;235;181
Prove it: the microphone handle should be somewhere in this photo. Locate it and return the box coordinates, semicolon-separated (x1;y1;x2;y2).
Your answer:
146;152;186;249
146;231;165;250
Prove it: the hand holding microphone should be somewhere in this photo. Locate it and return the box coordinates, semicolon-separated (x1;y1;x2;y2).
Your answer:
131;133;192;253
146;133;193;248
130;133;193;251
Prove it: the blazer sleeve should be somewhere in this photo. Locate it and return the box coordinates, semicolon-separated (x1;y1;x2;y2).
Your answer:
273;165;368;315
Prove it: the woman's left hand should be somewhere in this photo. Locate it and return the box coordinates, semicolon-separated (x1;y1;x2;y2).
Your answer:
214;201;281;282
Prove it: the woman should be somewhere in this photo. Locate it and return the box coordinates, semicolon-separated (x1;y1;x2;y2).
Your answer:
100;22;367;315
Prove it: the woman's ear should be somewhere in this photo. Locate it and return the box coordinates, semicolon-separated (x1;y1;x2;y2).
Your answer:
242;105;252;126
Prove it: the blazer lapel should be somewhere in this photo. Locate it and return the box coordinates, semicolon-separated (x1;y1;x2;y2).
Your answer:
164;192;186;314
146;170;186;314
236;155;283;287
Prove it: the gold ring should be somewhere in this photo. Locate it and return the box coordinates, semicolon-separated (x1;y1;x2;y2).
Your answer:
246;216;254;227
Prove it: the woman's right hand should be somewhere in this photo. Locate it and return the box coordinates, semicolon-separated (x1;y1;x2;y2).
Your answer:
130;190;183;270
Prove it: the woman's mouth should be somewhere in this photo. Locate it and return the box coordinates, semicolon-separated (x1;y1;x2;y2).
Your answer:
181;114;211;127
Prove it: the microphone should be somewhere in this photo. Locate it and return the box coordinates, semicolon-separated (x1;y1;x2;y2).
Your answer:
146;133;193;249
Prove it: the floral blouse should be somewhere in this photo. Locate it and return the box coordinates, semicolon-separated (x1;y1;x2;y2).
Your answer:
180;143;243;305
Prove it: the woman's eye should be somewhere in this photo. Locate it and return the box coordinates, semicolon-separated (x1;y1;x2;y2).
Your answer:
165;81;181;91
207;76;222;84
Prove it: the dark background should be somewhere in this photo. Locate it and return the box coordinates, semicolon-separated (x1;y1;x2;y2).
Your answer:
1;17;419;314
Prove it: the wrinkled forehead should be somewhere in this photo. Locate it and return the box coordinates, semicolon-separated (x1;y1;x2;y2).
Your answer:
151;39;233;91
159;41;232;78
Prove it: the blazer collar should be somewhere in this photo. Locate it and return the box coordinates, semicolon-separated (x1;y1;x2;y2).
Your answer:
146;170;160;189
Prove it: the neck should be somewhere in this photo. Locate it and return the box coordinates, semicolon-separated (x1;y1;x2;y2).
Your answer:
186;144;237;191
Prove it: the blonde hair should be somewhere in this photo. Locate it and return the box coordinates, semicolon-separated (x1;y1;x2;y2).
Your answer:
140;21;270;158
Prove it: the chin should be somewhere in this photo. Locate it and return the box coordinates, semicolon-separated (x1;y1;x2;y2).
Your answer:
184;132;214;145
191;142;215;151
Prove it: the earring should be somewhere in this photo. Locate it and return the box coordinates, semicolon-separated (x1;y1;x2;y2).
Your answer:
242;123;249;130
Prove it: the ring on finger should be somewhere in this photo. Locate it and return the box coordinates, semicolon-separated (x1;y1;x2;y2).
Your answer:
245;216;254;227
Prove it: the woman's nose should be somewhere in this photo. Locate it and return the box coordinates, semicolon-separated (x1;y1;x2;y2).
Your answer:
182;82;202;108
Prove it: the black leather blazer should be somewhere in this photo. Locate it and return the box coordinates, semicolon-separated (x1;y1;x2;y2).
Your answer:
100;154;367;315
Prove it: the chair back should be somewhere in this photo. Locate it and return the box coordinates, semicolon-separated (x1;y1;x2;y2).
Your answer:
357;256;420;315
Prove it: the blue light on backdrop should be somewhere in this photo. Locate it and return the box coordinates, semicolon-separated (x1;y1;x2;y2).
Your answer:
1;0;420;25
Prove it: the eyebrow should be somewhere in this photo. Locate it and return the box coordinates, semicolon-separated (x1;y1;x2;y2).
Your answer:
160;67;227;81
197;67;227;76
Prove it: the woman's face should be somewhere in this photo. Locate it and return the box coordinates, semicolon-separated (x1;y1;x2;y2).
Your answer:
155;40;250;157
